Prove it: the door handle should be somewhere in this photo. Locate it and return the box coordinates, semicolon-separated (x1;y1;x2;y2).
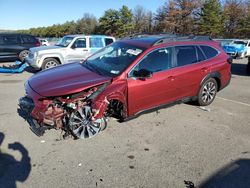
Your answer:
167;76;175;81
83;49;88;52
201;67;208;73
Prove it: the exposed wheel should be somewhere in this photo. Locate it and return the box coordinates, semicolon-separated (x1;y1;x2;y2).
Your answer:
19;50;29;62
68;106;107;139
197;78;218;106
42;58;60;70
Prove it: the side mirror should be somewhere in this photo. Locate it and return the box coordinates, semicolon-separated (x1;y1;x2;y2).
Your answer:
133;69;152;79
71;43;76;49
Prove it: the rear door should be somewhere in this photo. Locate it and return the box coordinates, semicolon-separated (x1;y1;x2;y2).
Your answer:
169;45;212;98
89;37;105;54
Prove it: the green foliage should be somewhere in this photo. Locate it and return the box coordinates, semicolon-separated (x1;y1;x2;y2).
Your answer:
198;0;223;37
98;5;133;37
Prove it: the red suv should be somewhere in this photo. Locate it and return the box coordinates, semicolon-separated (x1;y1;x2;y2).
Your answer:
19;35;231;139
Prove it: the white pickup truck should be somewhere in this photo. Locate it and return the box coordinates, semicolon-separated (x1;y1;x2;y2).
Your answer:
26;35;115;70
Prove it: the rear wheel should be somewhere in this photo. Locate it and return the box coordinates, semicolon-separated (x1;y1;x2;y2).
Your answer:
42;58;60;70
19;50;29;62
197;78;218;106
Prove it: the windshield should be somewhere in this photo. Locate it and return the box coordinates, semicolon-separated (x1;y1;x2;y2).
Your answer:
56;36;74;47
83;42;146;77
233;41;247;46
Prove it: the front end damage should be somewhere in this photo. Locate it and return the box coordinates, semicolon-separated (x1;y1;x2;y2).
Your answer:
19;82;116;139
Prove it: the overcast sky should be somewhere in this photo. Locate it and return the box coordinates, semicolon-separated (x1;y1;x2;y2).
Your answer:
0;0;165;30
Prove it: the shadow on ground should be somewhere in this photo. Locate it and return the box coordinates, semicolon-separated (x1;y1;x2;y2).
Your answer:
0;132;31;187
231;62;250;76
199;159;250;188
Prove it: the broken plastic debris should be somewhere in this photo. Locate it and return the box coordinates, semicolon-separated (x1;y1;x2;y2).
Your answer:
198;106;211;112
40;140;45;143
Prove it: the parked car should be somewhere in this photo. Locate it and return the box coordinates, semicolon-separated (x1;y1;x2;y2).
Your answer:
221;39;250;58
19;35;231;139
39;39;50;46
26;35;115;70
0;33;41;62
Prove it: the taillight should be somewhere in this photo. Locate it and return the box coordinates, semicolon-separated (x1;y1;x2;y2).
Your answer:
35;41;41;46
227;57;233;64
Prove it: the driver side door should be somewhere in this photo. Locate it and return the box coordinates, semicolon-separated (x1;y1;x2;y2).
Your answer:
67;38;89;63
127;47;178;116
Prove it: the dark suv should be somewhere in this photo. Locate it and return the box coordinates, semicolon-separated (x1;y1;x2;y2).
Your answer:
0;33;40;62
19;35;231;139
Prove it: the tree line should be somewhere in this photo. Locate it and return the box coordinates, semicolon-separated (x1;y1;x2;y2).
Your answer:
18;0;250;39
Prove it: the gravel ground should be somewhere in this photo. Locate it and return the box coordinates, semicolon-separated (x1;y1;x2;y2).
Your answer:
0;59;250;188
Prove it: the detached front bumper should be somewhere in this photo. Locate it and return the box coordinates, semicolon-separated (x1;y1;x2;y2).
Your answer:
18;96;46;136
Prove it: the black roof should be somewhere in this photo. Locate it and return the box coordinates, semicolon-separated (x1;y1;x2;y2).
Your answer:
122;34;212;47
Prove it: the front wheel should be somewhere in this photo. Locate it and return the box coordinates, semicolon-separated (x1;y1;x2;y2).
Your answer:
68;106;107;139
197;78;218;106
42;58;60;70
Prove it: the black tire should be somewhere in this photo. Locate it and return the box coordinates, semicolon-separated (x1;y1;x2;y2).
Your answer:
247;61;250;75
197;78;218;106
19;50;29;62
41;58;60;70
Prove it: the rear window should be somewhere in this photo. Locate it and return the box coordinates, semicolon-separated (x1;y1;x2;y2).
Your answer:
200;46;219;59
105;38;114;46
22;35;37;43
175;46;197;67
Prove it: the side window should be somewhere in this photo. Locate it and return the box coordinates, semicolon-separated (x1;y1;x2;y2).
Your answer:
132;47;173;75
22;35;36;43
105;38;114;46
0;36;3;45
175;46;197;67
3;35;18;45
200;45;219;59
74;38;86;48
90;38;104;48
196;46;206;62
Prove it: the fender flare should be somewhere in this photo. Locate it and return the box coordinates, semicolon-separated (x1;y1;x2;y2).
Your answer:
39;54;64;67
199;72;221;94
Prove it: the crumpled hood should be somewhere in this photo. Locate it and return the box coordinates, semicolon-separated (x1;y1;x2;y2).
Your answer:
28;62;111;97
223;44;245;53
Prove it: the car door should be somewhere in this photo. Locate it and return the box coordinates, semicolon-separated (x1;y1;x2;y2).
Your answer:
67;37;89;62
170;45;212;99
0;34;20;60
127;47;178;116
89;37;105;54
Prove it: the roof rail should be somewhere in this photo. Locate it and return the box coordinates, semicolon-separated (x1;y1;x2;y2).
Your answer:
153;35;213;46
122;32;178;40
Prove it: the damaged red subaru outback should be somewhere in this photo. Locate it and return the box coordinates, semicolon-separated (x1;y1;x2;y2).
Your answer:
19;35;231;139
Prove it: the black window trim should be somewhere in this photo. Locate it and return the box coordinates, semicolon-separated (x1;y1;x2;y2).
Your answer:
128;46;174;78
173;44;221;68
199;45;220;61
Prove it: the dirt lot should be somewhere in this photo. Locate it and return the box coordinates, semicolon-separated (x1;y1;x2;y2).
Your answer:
0;59;250;188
